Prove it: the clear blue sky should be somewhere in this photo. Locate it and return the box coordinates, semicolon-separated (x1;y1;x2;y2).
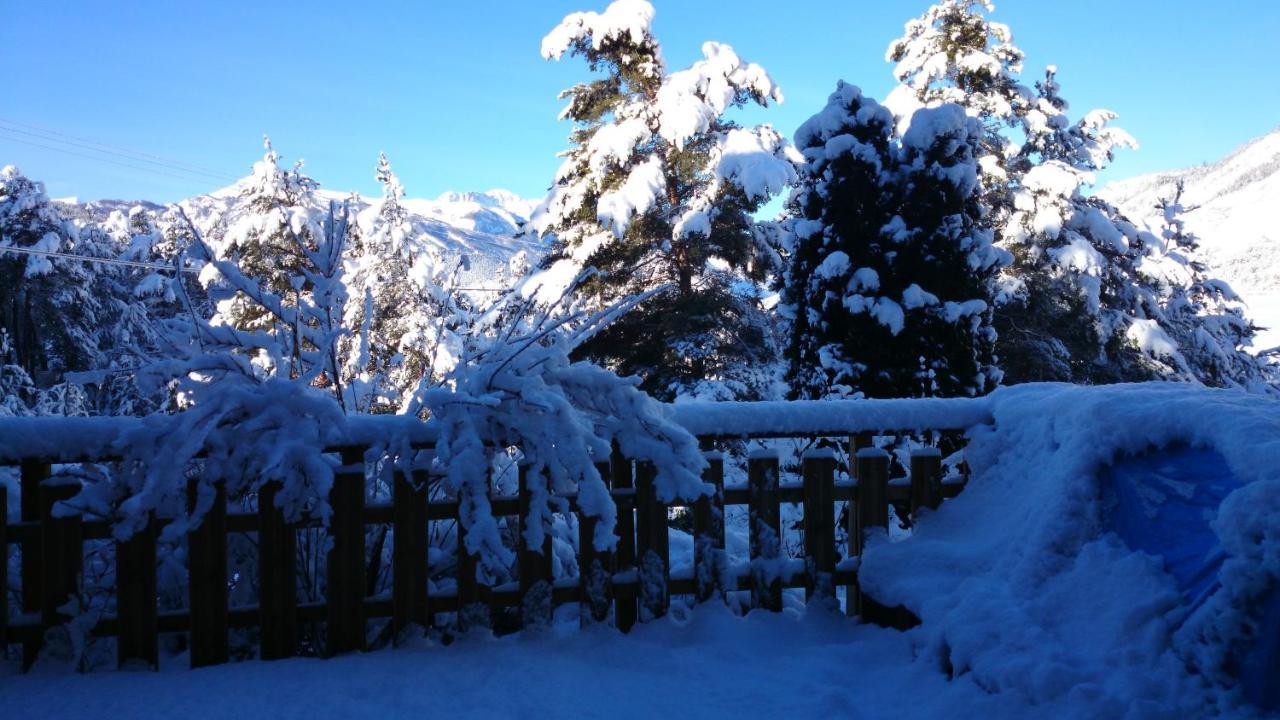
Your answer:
3;1;1278;204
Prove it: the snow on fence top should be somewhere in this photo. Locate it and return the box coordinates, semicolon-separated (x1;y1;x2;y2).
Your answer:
0;395;995;463
665;396;993;438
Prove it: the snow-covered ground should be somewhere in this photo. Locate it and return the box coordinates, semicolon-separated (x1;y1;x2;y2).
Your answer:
0;607;1093;720
1101;128;1280;352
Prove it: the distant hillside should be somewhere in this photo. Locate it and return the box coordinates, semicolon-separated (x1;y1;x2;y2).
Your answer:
56;183;544;292
1100;129;1280;351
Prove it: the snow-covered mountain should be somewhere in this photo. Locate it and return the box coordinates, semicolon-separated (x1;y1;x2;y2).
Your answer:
58;184;544;291
1100;128;1280;352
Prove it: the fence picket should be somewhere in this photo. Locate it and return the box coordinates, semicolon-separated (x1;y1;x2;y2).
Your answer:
748;451;782;612
1;489;7;654
393;470;429;640
802;450;836;605
188;478;228;668
20;459;48;668
910;448;943;514
578;461;614;626
634;461;669;622
116;515;158;669
518;463;553;629
258;481;296;660
40;478;81;657
693;452;725;603
611;447;637;633
326;449;366;656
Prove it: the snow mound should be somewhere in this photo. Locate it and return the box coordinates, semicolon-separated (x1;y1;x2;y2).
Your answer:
861;382;1280;716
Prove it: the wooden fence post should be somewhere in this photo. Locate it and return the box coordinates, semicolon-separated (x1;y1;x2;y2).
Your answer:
634;461;669;622
258;481;296;660
802;449;837;605
40;477;81;650
748;450;782;612
518;463;553;630
849;433;873;479
611;446;637;633
693;451;725;603
393;469;429;641
454;462;492;635
578;461;613;626
116;514;158;669
1;488;7;654
188;478;228;668
910;447;943;514
856;448;890;535
326;448;366;656
20;459;48;668
853;447;890;621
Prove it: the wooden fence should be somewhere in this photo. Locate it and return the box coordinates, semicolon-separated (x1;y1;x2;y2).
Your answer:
0;412;979;671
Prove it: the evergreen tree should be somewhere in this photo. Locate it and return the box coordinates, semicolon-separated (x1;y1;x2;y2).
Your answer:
1131;182;1271;389
0;165;110;377
529;0;798;401
216;137;322;333
884;1;1266;387
784;83;1003;400
342;154;469;414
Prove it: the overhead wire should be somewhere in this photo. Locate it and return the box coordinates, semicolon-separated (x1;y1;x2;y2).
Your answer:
0;117;236;182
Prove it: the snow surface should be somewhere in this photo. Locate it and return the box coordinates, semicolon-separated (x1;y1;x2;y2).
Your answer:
0;607;1134;720
1101;128;1280;351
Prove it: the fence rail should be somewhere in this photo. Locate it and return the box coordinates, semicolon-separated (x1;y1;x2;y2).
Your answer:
1;403;986;671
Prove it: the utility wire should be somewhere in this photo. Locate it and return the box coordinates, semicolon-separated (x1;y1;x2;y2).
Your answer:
0;117;236;181
0;244;199;272
0;132;226;186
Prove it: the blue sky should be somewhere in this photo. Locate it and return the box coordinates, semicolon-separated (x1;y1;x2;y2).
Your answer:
3;1;1278;204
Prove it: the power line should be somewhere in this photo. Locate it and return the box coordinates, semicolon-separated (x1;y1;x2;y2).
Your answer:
0;117;237;182
0;244;198;273
0;132;226;186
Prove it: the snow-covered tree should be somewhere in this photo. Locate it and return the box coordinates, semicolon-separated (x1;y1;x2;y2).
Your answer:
783;83;1003;400
341;154;470;414
1130;182;1271;389
215;138;323;333
528;0;798;401
0;165;111;377
884;1;1266;388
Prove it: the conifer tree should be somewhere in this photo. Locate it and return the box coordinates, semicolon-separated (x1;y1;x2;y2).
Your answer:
1132;182;1270;389
217;138;321;333
529;0;798;400
342;154;469;413
0;165;110;376
784;83;1003;400
884;1;1267;387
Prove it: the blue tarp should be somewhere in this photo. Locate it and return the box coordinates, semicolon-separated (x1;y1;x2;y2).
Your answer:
1103;446;1279;711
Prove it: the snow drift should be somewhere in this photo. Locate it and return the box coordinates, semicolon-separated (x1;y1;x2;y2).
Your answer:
860;382;1280;716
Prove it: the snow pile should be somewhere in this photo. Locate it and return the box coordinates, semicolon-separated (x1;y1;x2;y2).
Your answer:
860;382;1280;715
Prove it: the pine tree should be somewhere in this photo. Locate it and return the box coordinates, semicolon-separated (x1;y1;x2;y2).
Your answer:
529;0;798;401
216;138;322;333
1131;182;1271;389
784;83;1002;400
883;1;1266;388
342;154;469;414
0;165;110;377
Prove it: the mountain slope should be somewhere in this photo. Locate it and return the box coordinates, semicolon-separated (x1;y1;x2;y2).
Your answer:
59;184;543;292
1101;129;1280;351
